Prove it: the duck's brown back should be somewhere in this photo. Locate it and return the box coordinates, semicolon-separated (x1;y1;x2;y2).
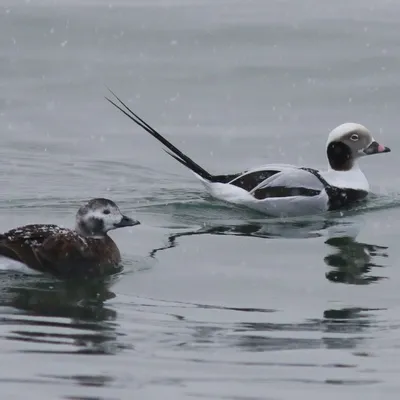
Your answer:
38;233;122;277
0;224;122;278
0;224;67;272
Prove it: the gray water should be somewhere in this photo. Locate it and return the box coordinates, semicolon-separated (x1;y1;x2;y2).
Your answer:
0;0;400;398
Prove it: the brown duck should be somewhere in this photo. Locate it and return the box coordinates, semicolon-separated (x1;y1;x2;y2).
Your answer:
0;198;140;278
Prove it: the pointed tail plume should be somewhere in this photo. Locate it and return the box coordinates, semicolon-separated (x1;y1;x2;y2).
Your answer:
106;89;215;182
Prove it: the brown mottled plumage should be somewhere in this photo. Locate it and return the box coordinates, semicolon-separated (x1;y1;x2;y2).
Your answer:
0;198;140;278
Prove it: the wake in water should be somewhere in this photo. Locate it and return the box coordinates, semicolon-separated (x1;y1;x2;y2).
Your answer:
137;185;400;226
146;202;389;286
0;186;396;278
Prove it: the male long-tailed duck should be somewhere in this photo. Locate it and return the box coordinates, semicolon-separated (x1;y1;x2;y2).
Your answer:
0;198;140;278
106;90;391;217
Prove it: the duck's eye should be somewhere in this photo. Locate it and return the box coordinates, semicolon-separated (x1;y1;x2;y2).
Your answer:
103;209;111;215
350;133;359;141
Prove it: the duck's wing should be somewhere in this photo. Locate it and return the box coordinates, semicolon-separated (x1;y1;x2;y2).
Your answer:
36;234;119;278
0;224;66;271
35;232;96;277
249;167;325;199
225;165;325;199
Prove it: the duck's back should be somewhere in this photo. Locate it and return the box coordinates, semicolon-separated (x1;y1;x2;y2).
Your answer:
38;233;121;277
0;224;122;278
198;164;329;216
0;224;67;272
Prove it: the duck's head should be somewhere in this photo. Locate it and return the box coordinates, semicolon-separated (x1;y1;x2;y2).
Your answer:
75;198;140;237
326;123;391;171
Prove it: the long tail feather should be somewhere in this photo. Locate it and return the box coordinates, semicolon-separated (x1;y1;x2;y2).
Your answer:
106;90;214;181
163;149;190;169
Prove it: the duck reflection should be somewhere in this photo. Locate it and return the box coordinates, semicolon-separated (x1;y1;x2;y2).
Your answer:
150;217;335;257
150;216;388;285
322;218;388;284
229;306;380;354
0;274;123;355
167;299;380;354
324;236;388;285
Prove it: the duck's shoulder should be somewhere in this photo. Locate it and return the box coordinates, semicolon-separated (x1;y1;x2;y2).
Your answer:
39;230;102;259
1;224;67;244
1;224;98;251
38;232;121;271
0;224;78;274
2;224;91;260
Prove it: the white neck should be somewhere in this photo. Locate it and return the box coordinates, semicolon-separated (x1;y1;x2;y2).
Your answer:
322;160;369;191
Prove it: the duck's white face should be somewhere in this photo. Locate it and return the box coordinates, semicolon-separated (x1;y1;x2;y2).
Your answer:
326;123;390;171
75;198;140;237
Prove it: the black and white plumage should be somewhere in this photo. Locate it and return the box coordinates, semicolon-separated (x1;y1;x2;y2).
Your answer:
106;91;391;217
0;198;140;278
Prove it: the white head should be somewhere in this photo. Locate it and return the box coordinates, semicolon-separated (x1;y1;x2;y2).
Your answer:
326;123;390;171
75;198;140;237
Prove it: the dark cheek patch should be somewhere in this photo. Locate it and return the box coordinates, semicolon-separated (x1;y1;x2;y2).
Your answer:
89;217;105;234
327;141;353;171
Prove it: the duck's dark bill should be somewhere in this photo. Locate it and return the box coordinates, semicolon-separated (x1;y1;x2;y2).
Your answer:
363;141;391;155
115;216;140;228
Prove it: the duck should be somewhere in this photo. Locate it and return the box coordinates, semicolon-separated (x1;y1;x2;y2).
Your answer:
0;198;140;278
106;90;391;217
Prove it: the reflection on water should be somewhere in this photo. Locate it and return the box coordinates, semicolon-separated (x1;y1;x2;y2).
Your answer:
0;215;388;393
0;252;384;392
325;237;388;285
0;275;126;355
44;373;114;391
231;307;378;353
141;216;388;358
125;292;380;357
150;216;389;286
149;217;335;257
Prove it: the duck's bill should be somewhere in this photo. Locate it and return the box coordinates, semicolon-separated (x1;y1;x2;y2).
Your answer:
363;141;391;155
115;216;141;228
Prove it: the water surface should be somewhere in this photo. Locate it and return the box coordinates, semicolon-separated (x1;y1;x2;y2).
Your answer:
0;0;400;398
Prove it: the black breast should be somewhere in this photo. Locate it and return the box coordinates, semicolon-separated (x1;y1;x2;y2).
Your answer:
326;187;368;210
300;167;369;210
